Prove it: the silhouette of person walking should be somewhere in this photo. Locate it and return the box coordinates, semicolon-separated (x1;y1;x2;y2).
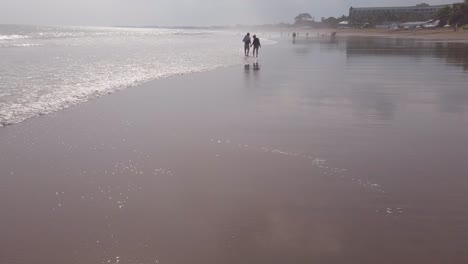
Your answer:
251;35;261;58
242;33;251;56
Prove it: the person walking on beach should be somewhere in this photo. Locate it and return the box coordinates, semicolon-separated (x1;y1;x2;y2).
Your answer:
251;35;261;58
243;33;251;56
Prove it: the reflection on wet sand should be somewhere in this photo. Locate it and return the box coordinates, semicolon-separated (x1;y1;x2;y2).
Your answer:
289;36;468;118
345;37;468;71
293;36;468;72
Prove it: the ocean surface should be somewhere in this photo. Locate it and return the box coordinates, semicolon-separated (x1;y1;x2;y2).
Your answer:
0;25;267;126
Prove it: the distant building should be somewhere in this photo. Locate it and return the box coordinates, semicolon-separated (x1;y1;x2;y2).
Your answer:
349;4;452;25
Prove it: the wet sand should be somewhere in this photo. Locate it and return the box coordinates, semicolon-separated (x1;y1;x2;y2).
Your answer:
284;28;468;42
1;38;468;263
337;28;468;41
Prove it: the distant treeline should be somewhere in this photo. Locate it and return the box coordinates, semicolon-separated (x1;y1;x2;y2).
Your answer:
292;13;349;28
349;3;437;26
438;0;468;26
321;15;349;27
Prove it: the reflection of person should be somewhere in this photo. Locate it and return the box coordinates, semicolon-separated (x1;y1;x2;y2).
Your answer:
242;33;251;56
253;62;260;71
251;35;261;58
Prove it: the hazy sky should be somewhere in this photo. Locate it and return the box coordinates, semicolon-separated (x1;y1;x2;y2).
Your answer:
0;0;459;26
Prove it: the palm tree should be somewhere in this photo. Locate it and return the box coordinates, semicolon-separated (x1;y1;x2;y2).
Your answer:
295;13;313;24
438;6;451;26
440;1;468;26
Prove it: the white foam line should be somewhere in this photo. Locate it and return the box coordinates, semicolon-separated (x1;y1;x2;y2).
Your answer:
210;138;387;194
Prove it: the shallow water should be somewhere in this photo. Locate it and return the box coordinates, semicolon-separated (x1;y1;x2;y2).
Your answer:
0;25;254;126
1;35;468;263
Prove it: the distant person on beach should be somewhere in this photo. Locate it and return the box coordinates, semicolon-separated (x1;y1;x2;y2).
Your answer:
243;33;251;56
251;35;261;58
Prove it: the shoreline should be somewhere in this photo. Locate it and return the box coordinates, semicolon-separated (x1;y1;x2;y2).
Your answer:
0;63;241;129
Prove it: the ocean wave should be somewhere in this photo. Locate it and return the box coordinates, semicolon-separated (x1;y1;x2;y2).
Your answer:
0;43;42;48
173;32;212;36
0;35;30;41
0;61;241;127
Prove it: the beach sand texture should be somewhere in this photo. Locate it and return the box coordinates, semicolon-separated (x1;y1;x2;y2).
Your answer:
1;37;468;263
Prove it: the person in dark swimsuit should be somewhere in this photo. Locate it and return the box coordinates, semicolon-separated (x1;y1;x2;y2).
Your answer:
242;33;251;56
251;35;261;58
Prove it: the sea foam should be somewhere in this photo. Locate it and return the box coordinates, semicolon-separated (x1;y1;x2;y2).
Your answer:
0;25;276;126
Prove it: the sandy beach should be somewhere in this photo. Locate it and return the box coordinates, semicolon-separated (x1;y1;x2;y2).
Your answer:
287;28;468;42
1;37;468;264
